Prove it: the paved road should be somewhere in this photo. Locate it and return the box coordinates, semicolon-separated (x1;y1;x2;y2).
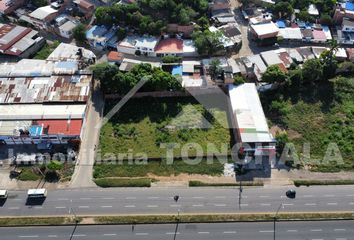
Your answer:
70;85;104;188
1;221;353;240
0;186;354;216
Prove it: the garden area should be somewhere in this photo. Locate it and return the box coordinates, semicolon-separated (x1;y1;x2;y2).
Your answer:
96;96;232;179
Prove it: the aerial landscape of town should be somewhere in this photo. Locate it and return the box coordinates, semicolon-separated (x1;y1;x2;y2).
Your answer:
0;0;353;239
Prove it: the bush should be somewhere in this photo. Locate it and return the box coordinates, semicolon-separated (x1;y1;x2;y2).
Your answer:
233;75;245;85
189;180;263;187
161;55;182;63
18;168;41;181
33;41;60;60
94;178;152;187
293;179;354;187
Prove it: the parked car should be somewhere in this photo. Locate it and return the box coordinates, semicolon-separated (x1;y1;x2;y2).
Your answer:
286;189;296;198
0;190;8;199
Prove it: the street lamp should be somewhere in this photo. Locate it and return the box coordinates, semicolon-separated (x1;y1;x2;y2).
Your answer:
273;203;283;240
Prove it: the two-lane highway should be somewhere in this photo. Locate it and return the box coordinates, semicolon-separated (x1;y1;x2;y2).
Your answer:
1;221;353;240
0;186;354;216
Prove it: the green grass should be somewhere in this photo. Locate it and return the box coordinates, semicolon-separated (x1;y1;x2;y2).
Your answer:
189;180;263;187
94;178;152;187
94;159;226;178
17;168;41;181
33;40;60;60
262;77;354;171
100;97;231;159
0;217;67;226
294;179;354;187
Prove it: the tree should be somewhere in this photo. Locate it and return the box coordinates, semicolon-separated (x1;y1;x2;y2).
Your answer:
302;59;323;82
234;75;245;85
73;24;86;43
320;14;333;26
208;59;223;80
192;30;224;56
161;55;182;63
47;160;63;171
91;63;119;93
32;0;47;7
262;65;288;84
272;1;293;19
289;68;303;89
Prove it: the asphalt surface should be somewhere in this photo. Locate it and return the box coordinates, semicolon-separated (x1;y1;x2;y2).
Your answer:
1;221;353;240
0;186;354;216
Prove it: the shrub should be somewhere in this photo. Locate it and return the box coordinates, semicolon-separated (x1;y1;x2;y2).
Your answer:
294;179;354;187
189;180;263;187
233;75;245;85
161;55;182;63
18;168;41;181
94;178;152;188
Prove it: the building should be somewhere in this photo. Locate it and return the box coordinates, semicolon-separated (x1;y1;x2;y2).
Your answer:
308;4;319;16
167;24;195;37
73;0;94;20
279;27;303;41
0;23;45;58
180;60;204;87
0;0;25;15
107;51;123;64
46;43;96;64
28;5;59;29
183;39;198;57
249;21;279;40
346;48;354;62
333;1;354;24
228;83;275;169
155;38;183;57
117;35;158;57
58;20;78;39
301;28;313;42
338;18;354;44
0;58;92;145
86;25;117;49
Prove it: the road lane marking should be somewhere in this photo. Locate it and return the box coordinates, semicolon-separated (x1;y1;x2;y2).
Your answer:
135;233;148;236
101;206;113;208
260;203;271;206
80;197;91;200
125;205;136;208
346;194;354;197
282;203;294;206
287;230;298;232
19;236;39;238
223;231;236;234
102;197;114;200
311;229;322;232
335;238;347;240
215;196;226;199
8;207;20;210
324;194;335;197
55;206;66;209
170;204;181;207
48;235;57;238
33;206;42;209
166;232;180;235
192;204;204;207
57;198;68;201
78;206;89;208
198;232;210;234
311;239;323;240
214;204;227;207
259;230;274;233
349;202;354;205
327;202;338;205
240;203;248;206
148;197;159;199
259;196;270;198
126;197;136;200
334;229;346;231
147;205;158;208
192;196;205;199
72;234;86;237
103;234;117;236
305;203;317;206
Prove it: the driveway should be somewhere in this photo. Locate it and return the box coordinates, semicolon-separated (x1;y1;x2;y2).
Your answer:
69;83;104;188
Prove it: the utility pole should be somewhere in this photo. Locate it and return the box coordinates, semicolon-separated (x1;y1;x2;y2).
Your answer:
273;203;283;240
238;180;243;210
173;195;180;240
69;207;79;240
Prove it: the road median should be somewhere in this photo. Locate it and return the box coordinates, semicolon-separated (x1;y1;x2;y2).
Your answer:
1;212;354;227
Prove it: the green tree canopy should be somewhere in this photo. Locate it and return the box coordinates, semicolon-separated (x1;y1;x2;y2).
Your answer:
191;30;224;56
73;24;86;43
302;59;324;82
262;65;288;84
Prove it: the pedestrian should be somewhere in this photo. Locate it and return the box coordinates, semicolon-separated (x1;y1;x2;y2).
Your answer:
132;223;135;232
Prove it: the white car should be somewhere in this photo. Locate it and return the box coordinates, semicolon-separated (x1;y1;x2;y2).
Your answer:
0;190;8;199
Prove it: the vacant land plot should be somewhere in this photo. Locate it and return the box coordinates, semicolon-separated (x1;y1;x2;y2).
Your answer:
262;77;354;171
99;96;231;159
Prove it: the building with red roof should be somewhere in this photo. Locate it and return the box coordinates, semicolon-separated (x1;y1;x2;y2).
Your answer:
155;38;183;57
107;51;124;63
74;0;94;19
35;120;83;136
312;29;327;43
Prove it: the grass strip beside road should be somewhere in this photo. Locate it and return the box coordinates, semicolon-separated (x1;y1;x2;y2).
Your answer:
94;178;152;188
189;180;263;187
294;179;354;187
2;212;353;227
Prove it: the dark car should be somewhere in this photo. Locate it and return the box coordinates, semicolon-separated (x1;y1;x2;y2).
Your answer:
286;189;296;198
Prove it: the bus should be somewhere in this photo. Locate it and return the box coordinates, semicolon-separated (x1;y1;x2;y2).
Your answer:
27;189;47;198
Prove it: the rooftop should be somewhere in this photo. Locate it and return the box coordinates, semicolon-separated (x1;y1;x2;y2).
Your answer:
107;51;124;62
47;43;96;61
250;21;279;37
36;119;82;135
118;35;159;50
260;50;283;66
229;83;274;143
59;20;78;32
29;5;58;20
155;38;183;53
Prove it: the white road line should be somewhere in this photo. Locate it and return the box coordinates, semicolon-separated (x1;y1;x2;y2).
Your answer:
55;206;66;209
240;203;249;206
18;236;39;238
147;205;158;208
170;204;181;207
305;203;317;206
72;234;86;237
48;235;57;238
8;207;20;210
223;231;236;234
33;206;42;209
311;229;323;232
349;202;354;205
327;202;338;205
78;206;89;208
335;238;347;240
214;204;227;207
126;197;136;200
166;232;180;235
135;233;149;236
148;197;159;199
287;230;298;232
192;204;204;207
103;234;117;236
125;205;136;208
259;196;270;198
324;194;335;197
311;239;323;240
198;232;210;234
80;198;91;200
334;229;346;231
346;194;354;197
282;203;294;206
192;196;205;199
102;197;114;200
259;230;274;233
101;206;113;208
260;203;271;206
57;198;68;201
215;196;226;199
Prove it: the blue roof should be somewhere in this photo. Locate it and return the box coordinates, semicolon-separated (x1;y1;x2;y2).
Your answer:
346;2;354;11
276;20;286;28
86;25;108;39
55;61;78;70
172;65;182;76
30;126;42;136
